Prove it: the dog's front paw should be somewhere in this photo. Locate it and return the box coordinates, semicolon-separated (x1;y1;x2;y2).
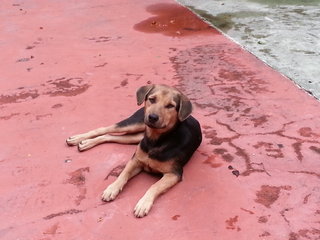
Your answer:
78;139;95;151
66;134;86;146
134;195;154;218
101;183;122;202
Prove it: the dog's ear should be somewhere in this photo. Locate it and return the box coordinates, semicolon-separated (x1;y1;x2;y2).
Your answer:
178;94;193;121
136;85;155;105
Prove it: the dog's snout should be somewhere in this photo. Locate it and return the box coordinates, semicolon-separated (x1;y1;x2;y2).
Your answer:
148;114;159;123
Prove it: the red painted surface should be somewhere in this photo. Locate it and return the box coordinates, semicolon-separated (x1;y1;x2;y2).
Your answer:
1;0;319;239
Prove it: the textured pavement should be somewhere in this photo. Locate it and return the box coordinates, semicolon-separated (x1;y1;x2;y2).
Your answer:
179;0;320;99
0;0;319;239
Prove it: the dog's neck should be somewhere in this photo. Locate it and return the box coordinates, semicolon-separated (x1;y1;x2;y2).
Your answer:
144;126;166;141
144;121;180;142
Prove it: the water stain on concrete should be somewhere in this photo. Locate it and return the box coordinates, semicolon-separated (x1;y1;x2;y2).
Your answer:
202;155;223;168
187;6;268;34
260;231;271;237
46;78;90;97
171;214;181;220
134;3;215;37
114;73;143;89
255;185;292;208
225;215;241;231
292;142;303;161
258;216;268;223
52;103;63;109
296;228;320;239
0;77;90;105
187;8;235;32
105;165;125;180
240;208;254;215
65;167;89;206
0;113;20;120
288;170;320;179
253;142;284;158
43;209;83;220
36;114;52;121
0;90;39;105
65;167;89;186
170;43;320;179
87;36;111;43
251;115;269;127
94;62;108;68
310;146;320;155
120;79;128;87
214;148;234;162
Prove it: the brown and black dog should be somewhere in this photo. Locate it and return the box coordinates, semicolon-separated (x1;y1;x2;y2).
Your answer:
66;84;202;217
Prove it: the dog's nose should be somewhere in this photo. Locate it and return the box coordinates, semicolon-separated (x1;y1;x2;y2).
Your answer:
148;114;159;123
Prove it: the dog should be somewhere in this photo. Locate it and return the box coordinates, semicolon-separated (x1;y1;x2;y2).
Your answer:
66;84;202;217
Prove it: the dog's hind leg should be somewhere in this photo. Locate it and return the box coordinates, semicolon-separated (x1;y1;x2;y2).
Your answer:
77;132;144;151
66;108;145;146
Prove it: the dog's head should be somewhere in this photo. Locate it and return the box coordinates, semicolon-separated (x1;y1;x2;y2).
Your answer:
136;84;192;130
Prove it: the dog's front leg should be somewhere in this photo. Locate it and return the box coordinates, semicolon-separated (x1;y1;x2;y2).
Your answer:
102;158;142;201
134;173;181;218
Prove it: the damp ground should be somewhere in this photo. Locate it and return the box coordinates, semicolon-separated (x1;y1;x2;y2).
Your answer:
178;0;320;99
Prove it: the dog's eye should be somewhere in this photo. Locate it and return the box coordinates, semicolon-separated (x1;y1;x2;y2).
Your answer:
165;104;175;109
148;97;156;104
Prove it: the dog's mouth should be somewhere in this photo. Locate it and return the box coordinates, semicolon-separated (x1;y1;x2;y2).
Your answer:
145;120;166;129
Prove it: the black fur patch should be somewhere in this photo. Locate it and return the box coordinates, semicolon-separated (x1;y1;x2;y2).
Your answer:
116;107;144;127
140;116;202;172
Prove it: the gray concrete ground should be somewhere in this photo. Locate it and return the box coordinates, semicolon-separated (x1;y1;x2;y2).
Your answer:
177;0;320;99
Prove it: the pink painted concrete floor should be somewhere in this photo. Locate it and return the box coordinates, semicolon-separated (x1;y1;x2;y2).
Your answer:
1;0;319;239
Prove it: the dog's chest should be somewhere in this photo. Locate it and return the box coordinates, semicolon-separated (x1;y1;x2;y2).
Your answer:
135;146;174;174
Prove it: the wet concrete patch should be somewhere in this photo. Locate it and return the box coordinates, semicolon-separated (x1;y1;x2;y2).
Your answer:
0;90;39;105
171;214;181;220
46;78;90;97
43;209;83;220
170;43;320;178
202;154;223;168
170;44;273;176
255;185;292;208
0;77;90;105
65;167;89;206
113;73;143;89
134;3;215;37
188;7;266;33
225;216;241;231
105;165;125;180
0;113;20;120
